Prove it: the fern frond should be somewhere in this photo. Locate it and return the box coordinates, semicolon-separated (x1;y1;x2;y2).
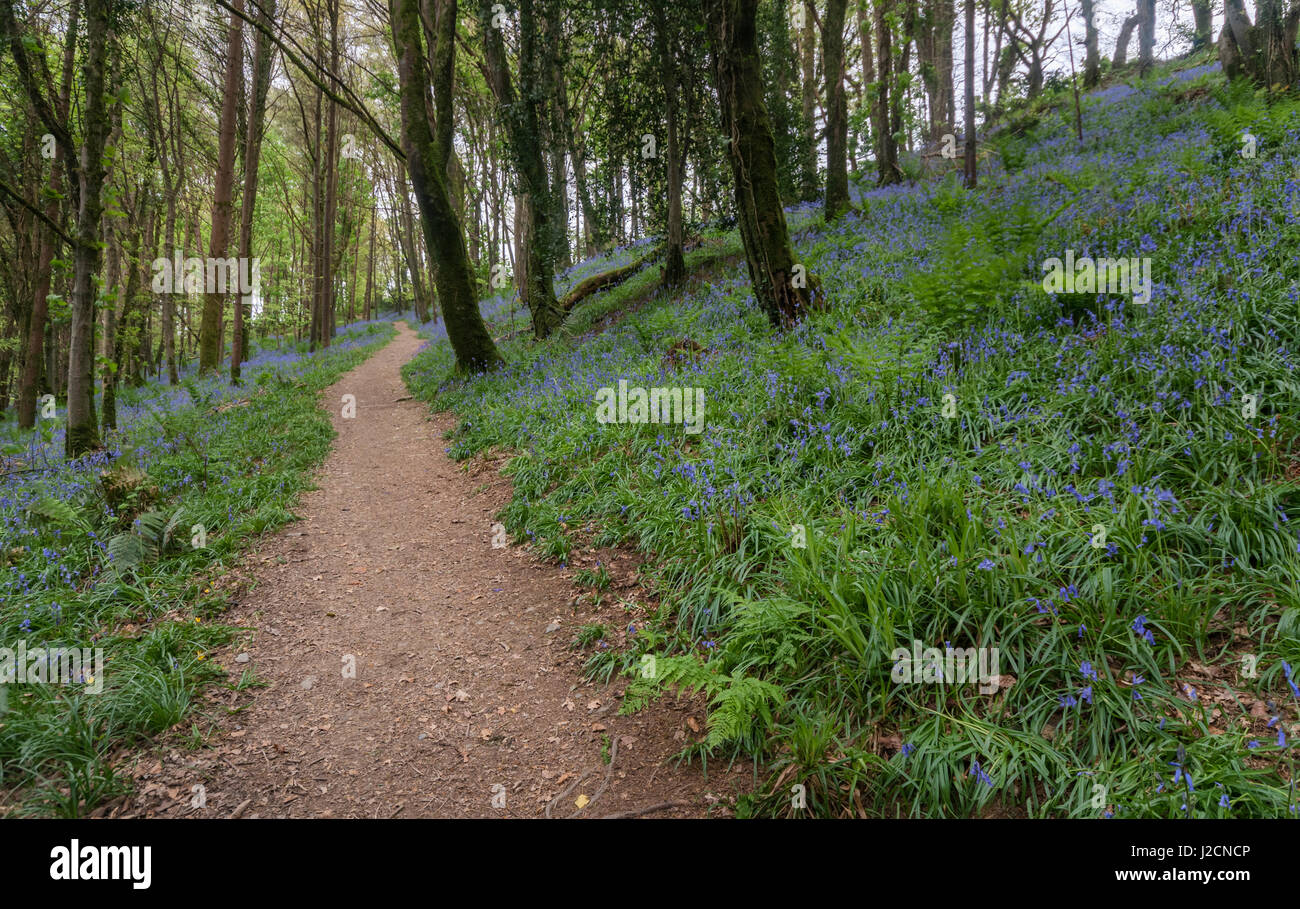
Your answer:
106;532;146;570
26;497;93;533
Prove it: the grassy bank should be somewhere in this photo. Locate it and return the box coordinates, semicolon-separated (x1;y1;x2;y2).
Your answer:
404;58;1300;818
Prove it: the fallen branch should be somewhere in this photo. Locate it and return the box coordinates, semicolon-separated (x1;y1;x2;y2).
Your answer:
559;244;665;313
598;800;690;819
558;236;706;314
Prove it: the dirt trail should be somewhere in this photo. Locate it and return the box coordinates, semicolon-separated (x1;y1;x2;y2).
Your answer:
125;323;739;818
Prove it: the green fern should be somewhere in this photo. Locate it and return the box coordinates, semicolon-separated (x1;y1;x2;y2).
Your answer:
623;654;784;750
25;497;93;533
108;508;186;572
106;532;147;570
162;508;186;551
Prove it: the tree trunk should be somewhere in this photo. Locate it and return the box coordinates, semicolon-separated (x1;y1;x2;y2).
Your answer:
1114;13;1139;68
963;0;977;187
100;222;121;432
798;0;819;201
709;0;821;327
857;0;875;173
365;200;377;319
1192;0;1213;50
390;0;500;370
1218;0;1299;89
653;0;686;285
233;0;276;383
823;0;850;219
200;0;244;372
320;0;340;348
1137;0;1156;75
15;0;77;429
481;0;563;338
874;0;902;184
1079;0;1100;88
66;0;112;454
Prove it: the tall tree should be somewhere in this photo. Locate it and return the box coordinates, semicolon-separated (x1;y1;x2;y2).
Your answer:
199;0;245;372
963;0;976;187
1113;12;1140;67
709;0;821;327
1078;0;1099;88
233;0;277;384
873;0;903;183
652;0;686;286
822;0;850;219
797;0;819;201
390;0;501;370
3;0;115;454
1137;0;1155;76
480;0;564;339
916;0;956;141
1219;0;1300;90
1191;1;1213;50
14;0;78;429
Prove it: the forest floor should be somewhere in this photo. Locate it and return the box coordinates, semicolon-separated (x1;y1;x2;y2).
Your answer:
117;323;744;818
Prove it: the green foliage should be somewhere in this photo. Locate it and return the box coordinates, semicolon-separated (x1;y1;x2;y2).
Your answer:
623;654;785;751
0;323;395;816
910;201;1044;328
401;58;1300;819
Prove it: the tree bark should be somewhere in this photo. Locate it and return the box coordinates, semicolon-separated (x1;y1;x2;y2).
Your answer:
1114;13;1139;67
1219;0;1299;89
652;0;686;285
823;0;850;219
874;0;902;184
200;0;245;372
798;0;819;201
1137;0;1156;75
1191;0;1213;50
66;0;111;453
15;0;77;430
1079;0;1100;87
391;0;501;370
963;0;977;187
857;0;875;173
233;0;276;383
481;0;563;338
709;0;821;327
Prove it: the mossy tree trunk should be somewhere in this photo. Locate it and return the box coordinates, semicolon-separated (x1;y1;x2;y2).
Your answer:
963;0;977;187
480;0;564;339
709;0;821;328
1219;0;1299;91
3;0;115;454
200;0;243;373
1191;0;1213;50
15;0;77;430
390;0;501;371
823;0;850;220
652;0;686;286
233;0;276;384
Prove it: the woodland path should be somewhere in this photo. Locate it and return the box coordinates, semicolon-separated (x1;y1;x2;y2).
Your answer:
123;323;740;818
